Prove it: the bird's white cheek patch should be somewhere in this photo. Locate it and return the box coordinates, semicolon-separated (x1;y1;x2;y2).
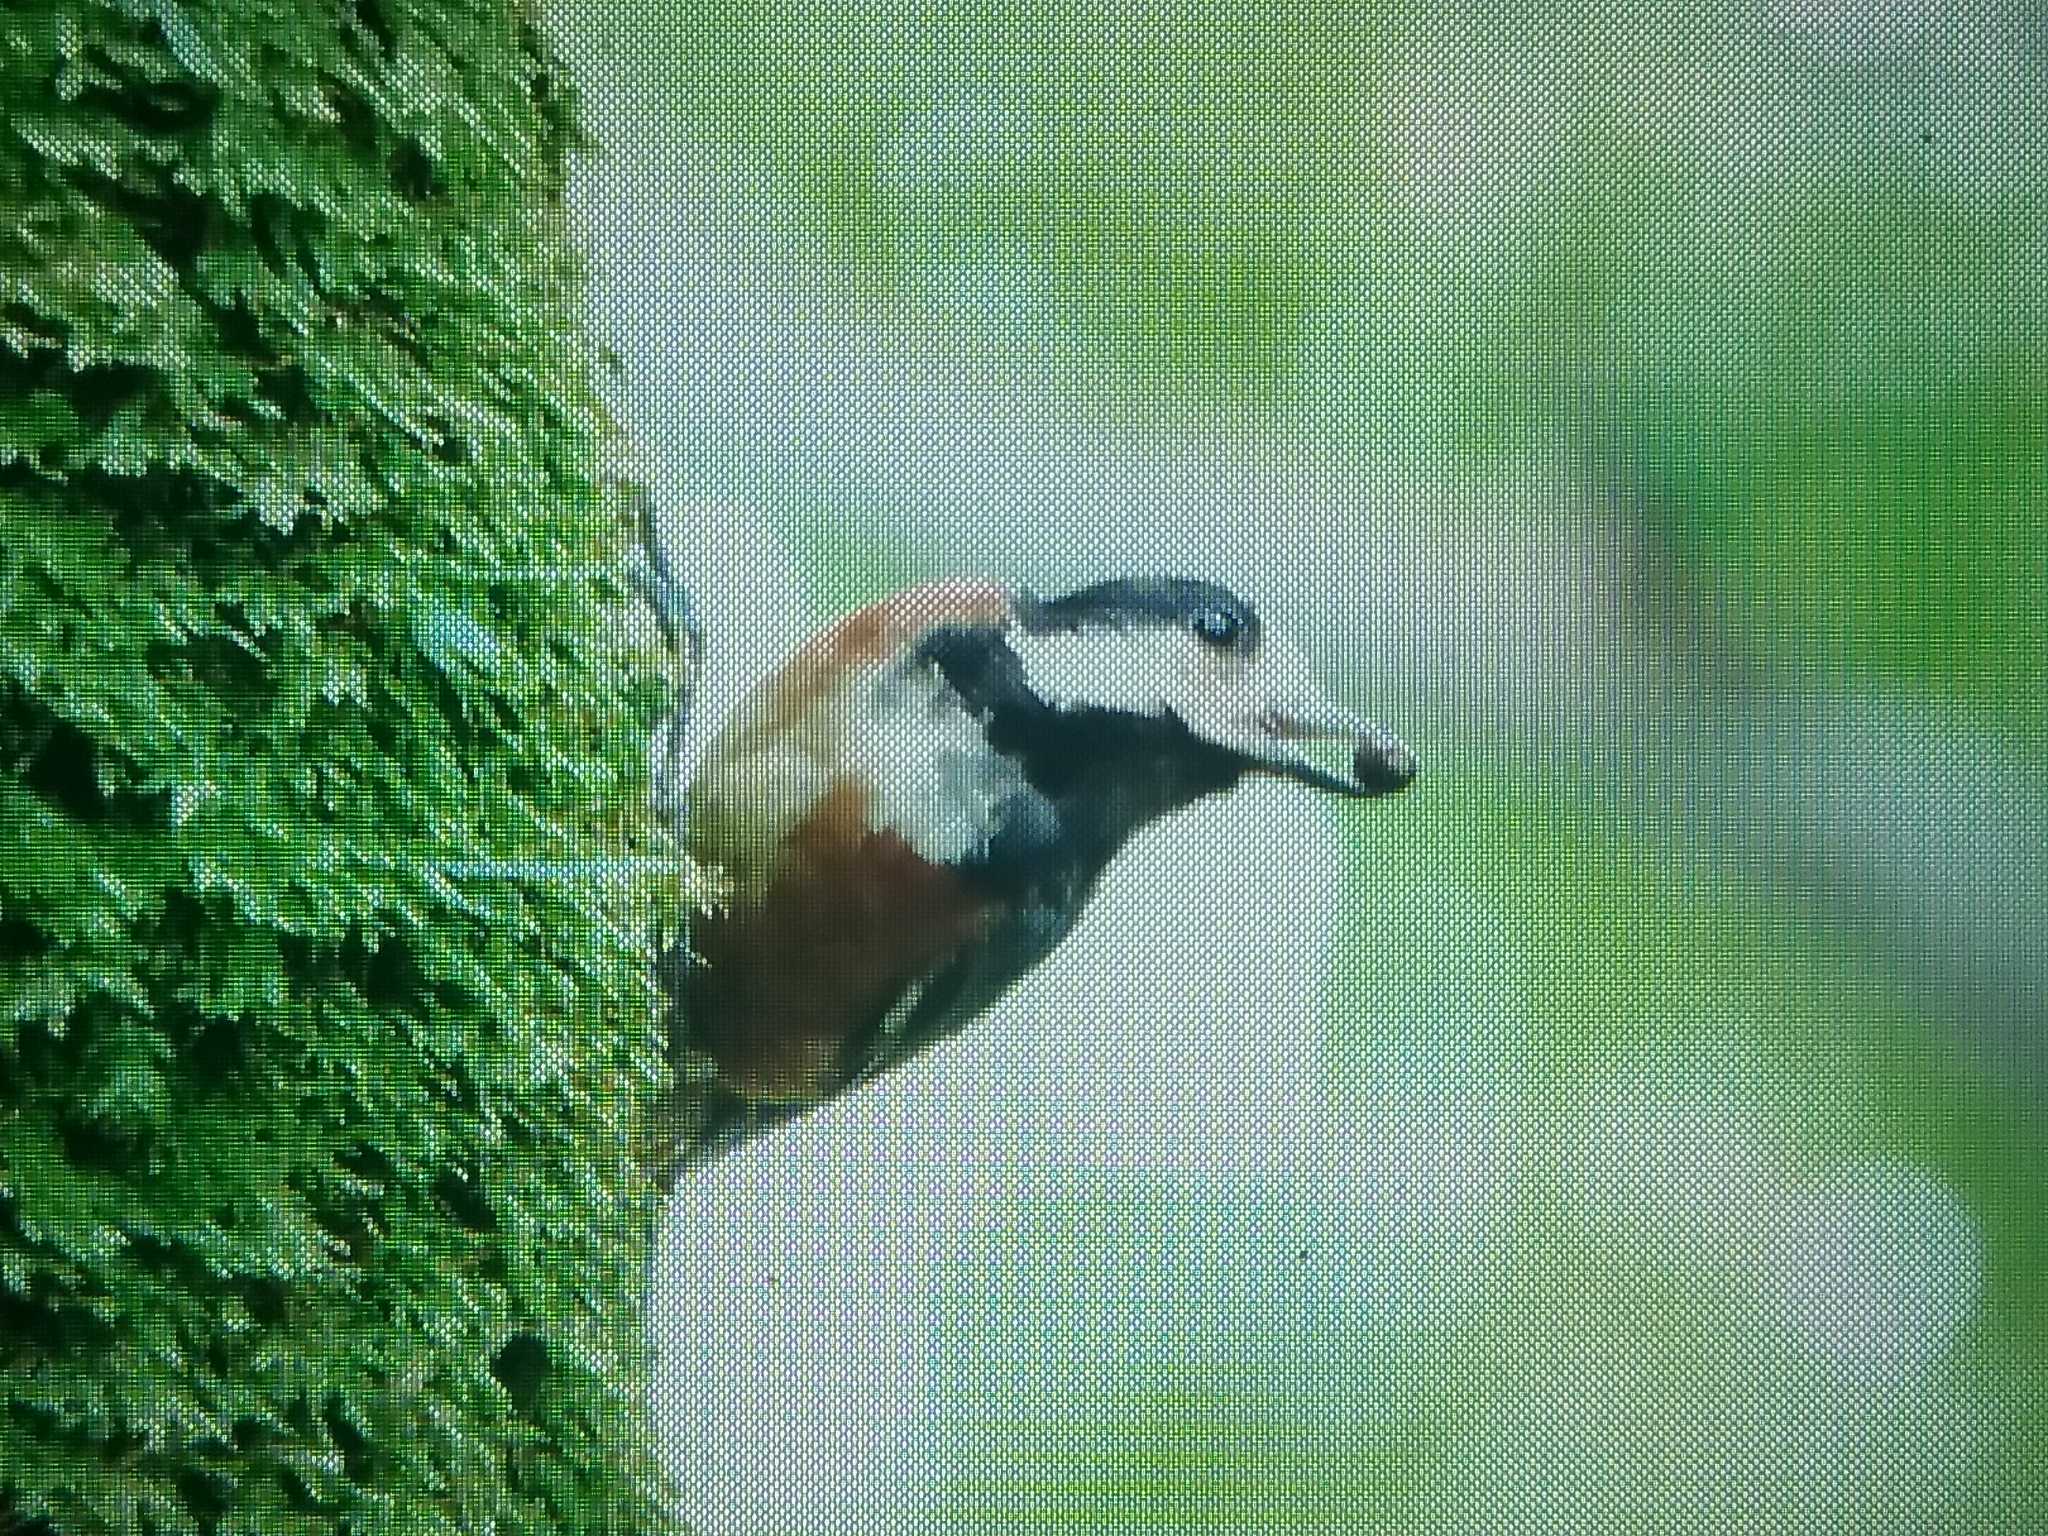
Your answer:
848;667;1034;866
1012;625;1275;759
1010;626;1198;722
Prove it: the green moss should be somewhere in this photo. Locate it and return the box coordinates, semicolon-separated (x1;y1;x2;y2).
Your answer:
1;1;678;1530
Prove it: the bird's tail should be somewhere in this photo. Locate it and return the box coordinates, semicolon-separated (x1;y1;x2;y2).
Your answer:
639;1056;810;1191
625;480;701;830
628;482;811;1188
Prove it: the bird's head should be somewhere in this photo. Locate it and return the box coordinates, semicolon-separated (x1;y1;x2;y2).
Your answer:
1007;577;1416;800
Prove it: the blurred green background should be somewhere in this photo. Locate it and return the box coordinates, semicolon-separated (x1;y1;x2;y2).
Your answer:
564;4;2044;1532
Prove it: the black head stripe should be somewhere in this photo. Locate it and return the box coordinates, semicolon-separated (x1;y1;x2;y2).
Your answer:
912;623;1039;716
1022;577;1261;651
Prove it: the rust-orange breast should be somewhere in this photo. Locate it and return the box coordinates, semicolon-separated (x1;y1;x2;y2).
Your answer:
683;580;1019;1098
687;775;993;1099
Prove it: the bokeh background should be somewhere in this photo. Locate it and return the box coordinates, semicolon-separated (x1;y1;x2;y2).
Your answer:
558;5;2044;1532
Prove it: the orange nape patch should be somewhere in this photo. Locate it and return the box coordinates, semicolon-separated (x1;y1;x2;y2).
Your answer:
686;775;994;1100
742;579;1015;736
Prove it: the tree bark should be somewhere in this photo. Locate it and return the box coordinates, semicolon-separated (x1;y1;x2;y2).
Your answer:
0;2;685;1529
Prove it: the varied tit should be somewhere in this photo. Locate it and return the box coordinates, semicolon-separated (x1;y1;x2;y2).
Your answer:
646;576;1415;1186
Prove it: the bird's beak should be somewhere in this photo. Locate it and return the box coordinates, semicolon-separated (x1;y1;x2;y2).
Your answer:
1179;630;1416;798
1250;699;1417;798
1171;634;1417;798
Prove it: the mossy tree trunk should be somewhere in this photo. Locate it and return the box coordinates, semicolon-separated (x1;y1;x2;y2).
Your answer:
1;1;681;1530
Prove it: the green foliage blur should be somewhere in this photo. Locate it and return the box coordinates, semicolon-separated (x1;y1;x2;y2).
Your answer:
579;4;2044;1532
0;1;677;1530
640;2;2046;731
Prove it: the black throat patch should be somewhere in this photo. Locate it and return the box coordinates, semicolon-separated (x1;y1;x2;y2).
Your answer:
913;621;1246;864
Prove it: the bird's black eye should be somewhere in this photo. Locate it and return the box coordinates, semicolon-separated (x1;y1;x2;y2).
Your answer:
1191;607;1242;648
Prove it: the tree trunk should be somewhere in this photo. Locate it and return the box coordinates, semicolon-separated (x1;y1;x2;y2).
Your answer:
0;1;685;1529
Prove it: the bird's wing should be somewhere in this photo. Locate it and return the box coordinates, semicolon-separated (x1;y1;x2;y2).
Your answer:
842;893;1081;1091
645;880;1078;1186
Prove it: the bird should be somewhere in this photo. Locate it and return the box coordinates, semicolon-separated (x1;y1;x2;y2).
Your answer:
644;574;1415;1187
